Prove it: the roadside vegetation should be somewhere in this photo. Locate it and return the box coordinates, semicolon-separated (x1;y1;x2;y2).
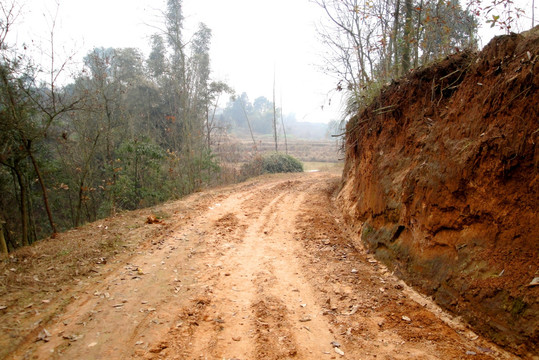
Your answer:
240;153;304;180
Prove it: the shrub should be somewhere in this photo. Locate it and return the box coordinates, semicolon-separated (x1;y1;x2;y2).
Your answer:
261;153;304;173
240;155;264;179
240;153;303;180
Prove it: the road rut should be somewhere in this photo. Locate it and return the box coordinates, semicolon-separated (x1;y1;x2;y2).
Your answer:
11;173;518;360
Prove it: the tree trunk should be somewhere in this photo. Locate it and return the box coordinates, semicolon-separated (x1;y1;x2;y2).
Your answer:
414;0;424;68
392;0;401;77
26;183;38;244
280;96;288;155
134;140;141;203
0;222;8;255
75;180;84;227
240;97;257;152
13;166;29;246
402;0;413;73
27;147;58;235
273;71;278;153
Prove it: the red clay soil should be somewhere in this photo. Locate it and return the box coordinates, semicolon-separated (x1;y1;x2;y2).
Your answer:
3;173;518;359
338;26;539;358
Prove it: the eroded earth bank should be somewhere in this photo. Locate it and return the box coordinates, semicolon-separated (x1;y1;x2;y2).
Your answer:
339;28;538;358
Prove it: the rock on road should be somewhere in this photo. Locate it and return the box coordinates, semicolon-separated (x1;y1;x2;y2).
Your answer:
11;173;517;360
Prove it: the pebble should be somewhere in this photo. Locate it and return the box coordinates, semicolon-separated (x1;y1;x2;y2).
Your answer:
37;328;51;342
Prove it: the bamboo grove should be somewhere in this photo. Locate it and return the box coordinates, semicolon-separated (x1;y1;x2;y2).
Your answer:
0;0;231;251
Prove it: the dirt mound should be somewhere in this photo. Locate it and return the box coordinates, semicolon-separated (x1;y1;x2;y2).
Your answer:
338;27;538;357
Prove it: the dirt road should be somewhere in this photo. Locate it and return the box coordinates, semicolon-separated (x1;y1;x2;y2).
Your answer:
8;173;518;359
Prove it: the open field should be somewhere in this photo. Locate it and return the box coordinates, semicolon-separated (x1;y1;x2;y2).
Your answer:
213;137;342;164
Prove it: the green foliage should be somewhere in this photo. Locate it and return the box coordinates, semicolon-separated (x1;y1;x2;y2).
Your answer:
0;2;233;252
241;153;303;179
262;153;304;174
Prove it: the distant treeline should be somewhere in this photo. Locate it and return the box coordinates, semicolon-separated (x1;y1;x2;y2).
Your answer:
217;93;332;140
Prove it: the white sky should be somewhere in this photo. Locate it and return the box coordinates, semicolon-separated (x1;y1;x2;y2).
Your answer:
9;0;539;123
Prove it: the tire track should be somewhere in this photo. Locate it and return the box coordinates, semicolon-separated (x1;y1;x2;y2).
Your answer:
17;173;518;360
176;178;339;359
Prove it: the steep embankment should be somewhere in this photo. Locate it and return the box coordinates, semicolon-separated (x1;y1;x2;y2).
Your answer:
339;27;538;357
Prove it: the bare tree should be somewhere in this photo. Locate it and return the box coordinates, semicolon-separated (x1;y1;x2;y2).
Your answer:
313;0;479;115
239;96;257;151
206;81;233;150
280;94;288;155
272;69;278;152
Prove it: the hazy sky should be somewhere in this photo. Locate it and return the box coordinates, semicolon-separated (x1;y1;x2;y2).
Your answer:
10;0;538;123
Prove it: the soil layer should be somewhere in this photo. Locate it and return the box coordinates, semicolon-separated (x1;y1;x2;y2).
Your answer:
338;27;539;357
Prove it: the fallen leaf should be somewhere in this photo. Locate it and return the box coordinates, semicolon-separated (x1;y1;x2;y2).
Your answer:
146;215;162;224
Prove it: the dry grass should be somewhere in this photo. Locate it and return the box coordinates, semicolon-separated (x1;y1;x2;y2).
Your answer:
216;138;341;163
1;211;154;303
